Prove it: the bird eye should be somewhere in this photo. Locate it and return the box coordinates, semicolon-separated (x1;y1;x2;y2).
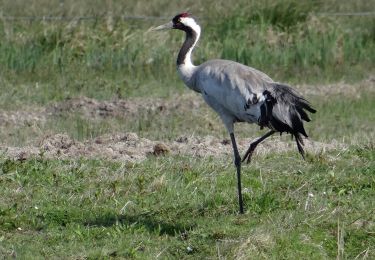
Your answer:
173;20;184;28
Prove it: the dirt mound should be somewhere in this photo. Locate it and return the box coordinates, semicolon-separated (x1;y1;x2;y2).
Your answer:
47;94;204;118
0;108;46;126
1;133;346;163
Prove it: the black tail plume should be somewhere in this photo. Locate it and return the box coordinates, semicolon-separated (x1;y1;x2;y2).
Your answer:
264;83;316;158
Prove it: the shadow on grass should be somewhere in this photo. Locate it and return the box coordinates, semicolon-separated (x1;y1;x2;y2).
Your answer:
84;212;196;236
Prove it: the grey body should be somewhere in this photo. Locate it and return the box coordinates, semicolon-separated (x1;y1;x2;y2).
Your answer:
193;59;274;132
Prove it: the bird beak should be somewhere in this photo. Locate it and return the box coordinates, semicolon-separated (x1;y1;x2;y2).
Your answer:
153;21;173;31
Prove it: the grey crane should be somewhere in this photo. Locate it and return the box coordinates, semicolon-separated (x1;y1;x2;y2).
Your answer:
154;13;316;214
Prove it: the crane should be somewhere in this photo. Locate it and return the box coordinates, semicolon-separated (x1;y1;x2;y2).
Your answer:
154;13;316;214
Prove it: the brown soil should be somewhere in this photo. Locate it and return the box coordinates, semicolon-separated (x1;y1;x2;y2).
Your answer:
46;93;205;118
1;132;346;162
0;108;46;126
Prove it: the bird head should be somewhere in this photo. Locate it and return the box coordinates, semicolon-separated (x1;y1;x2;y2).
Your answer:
153;13;200;33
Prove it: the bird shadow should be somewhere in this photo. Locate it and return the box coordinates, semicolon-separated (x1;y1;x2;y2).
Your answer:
84;211;196;236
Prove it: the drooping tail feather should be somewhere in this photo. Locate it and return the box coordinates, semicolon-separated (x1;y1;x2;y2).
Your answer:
264;83;316;158
295;133;305;159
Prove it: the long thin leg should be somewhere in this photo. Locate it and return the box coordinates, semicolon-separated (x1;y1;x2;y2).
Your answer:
230;133;244;214
242;130;275;164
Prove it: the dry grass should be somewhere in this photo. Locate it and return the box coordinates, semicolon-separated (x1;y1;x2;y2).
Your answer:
234;229;276;259
1;132;348;163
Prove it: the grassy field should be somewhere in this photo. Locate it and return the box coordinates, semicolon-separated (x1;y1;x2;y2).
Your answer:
1;147;374;258
1;0;375;259
0;0;374;107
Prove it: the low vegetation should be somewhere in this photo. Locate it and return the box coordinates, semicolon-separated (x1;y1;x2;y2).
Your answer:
1;146;374;258
0;0;374;258
0;0;374;108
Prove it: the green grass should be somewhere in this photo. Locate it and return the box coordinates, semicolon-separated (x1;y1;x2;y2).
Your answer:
0;0;374;107
307;91;375;145
0;146;374;258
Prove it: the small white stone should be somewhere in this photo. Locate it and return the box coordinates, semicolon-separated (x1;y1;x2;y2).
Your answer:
308;192;314;198
186;246;193;253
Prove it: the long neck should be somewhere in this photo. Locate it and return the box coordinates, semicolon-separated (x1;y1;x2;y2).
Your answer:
177;26;200;67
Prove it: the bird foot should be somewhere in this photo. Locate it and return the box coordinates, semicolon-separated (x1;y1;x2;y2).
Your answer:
241;152;253;164
241;144;256;164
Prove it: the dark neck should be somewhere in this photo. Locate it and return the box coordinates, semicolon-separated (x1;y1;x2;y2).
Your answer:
177;27;198;66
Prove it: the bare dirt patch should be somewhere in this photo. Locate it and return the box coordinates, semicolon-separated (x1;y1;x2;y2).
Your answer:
47;93;205;118
0;92;205;129
0;108;46;126
1;132;346;162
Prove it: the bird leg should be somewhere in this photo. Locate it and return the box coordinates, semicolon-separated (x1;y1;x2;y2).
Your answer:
230;133;244;214
242;130;275;164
